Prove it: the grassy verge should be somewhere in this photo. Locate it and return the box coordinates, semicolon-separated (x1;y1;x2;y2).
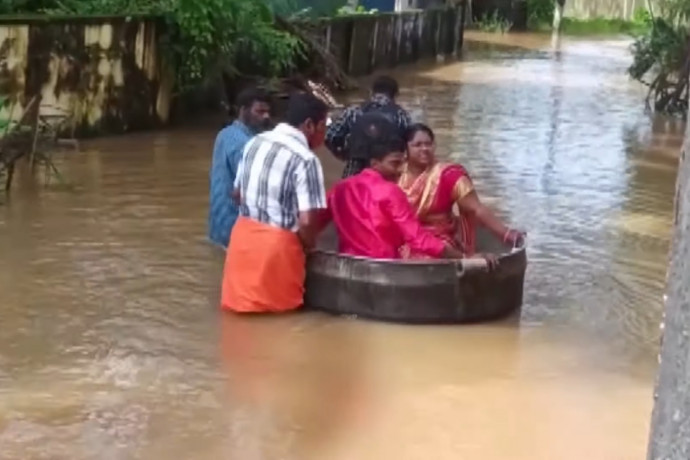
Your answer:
476;16;650;36
524;1;652;36
557;17;649;35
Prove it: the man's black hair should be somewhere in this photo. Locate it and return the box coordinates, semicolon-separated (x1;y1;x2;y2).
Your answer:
285;91;329;127
236;87;272;110
349;113;405;161
371;75;400;99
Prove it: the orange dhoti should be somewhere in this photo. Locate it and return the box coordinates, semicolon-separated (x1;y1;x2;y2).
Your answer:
221;216;305;313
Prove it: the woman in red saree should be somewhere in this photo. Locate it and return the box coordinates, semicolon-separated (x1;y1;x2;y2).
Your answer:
398;123;524;259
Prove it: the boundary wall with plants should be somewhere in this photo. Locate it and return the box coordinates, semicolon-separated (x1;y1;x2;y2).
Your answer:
0;6;465;136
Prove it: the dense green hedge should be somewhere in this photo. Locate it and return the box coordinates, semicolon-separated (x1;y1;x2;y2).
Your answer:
0;0;313;92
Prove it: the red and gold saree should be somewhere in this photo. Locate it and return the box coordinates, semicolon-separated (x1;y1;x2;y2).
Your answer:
398;162;477;258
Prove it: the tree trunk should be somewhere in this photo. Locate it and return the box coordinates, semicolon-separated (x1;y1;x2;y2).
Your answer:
647;89;690;460
552;0;565;31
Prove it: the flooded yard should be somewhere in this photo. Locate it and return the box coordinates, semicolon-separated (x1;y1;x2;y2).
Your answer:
0;31;682;459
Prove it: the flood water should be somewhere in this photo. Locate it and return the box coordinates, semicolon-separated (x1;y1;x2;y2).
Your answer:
0;31;684;459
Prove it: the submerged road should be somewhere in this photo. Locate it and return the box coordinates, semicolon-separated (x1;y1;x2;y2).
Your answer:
0;31;682;459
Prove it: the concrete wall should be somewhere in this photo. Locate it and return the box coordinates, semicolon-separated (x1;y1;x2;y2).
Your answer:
0;15;173;136
0;7;464;136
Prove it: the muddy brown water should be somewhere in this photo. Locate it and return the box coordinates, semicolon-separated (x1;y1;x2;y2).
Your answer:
0;32;684;459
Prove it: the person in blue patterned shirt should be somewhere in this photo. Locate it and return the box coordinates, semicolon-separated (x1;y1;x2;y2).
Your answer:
325;75;412;178
208;88;272;249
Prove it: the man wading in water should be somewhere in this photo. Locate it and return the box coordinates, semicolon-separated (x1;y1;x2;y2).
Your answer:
325;75;412;178
208;88;272;249
221;92;328;314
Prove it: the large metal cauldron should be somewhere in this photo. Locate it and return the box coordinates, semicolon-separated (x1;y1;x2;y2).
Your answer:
304;226;527;324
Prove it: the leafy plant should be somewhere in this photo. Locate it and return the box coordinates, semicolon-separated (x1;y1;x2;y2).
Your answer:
525;2;652;34
0;96;10;132
629;1;690;115
336;5;377;15
39;0;164;15
268;0;344;18
632;6;652;24
2;0;306;93
526;0;553;29
476;10;512;33
162;0;304;91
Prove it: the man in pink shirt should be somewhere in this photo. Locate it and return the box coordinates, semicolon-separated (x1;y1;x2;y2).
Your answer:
321;114;465;260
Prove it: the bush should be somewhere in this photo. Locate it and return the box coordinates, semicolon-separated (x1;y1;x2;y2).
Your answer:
270;0;345;18
476;10;513;32
0;0;305;93
163;0;303;91
527;0;553;28
629;13;689;114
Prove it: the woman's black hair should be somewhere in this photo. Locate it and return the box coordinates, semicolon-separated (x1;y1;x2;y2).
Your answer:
404;123;435;143
349;113;406;161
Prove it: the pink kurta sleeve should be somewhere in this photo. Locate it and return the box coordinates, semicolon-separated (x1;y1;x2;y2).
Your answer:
384;185;446;258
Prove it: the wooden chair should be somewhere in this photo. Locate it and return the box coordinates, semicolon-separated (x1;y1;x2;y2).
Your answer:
0;95;39;192
26;98;71;185
38;103;80;155
0;95;71;193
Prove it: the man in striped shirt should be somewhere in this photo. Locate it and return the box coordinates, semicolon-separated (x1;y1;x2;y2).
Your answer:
221;92;329;314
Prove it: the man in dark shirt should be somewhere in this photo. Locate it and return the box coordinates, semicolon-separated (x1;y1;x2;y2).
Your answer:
325;75;412;178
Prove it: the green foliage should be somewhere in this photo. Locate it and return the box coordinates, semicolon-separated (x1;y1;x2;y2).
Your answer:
336;5;377;15
265;0;304;16
162;0;303;91
267;0;346;18
629;18;685;82
526;0;553;29
476;10;512;33
0;96;9;132
39;0;164;15
558;16;650;35
525;2;651;35
0;0;50;14
0;0;305;93
632;6;652;24
629;10;689;114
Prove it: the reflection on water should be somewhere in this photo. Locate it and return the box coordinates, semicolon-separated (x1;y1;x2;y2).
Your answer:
0;31;682;459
